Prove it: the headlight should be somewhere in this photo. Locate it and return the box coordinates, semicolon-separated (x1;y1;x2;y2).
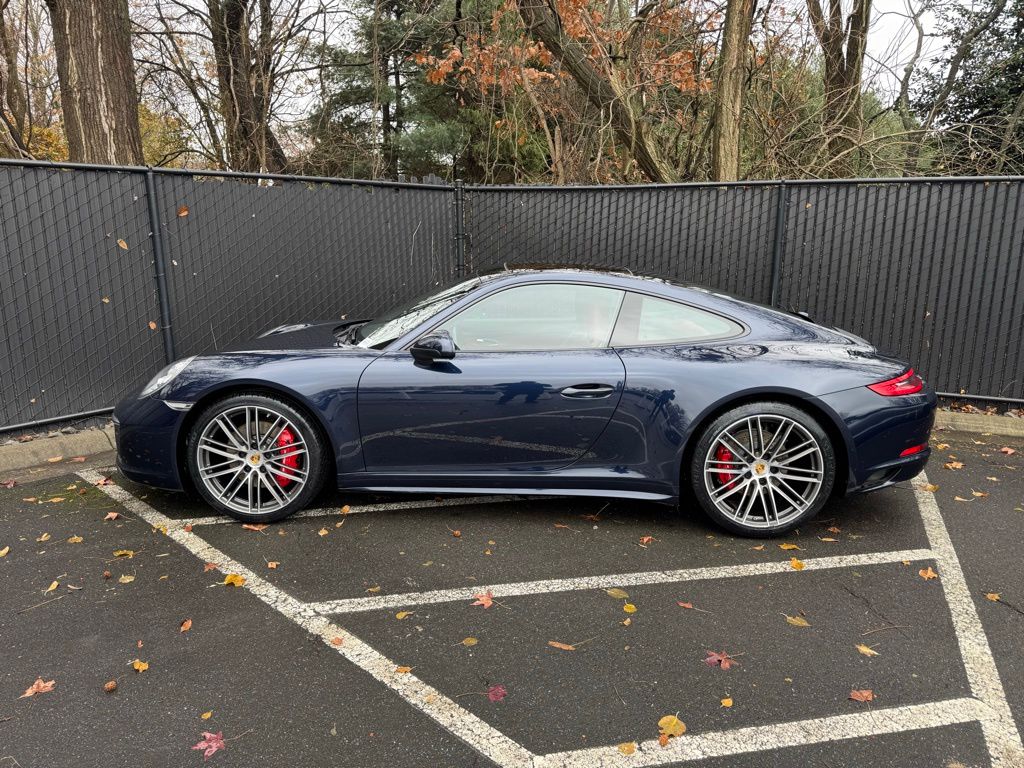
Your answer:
140;356;197;397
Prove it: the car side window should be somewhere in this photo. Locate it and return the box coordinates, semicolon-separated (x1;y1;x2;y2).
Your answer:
437;284;625;352
611;292;743;346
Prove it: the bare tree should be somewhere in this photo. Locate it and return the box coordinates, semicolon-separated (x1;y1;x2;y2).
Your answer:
711;0;755;180
44;0;144;164
0;0;31;156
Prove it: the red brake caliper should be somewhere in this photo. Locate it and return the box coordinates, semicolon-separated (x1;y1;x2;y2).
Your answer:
714;445;737;489
273;427;300;487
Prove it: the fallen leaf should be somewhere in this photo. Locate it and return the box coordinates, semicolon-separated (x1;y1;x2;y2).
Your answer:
116;238;129;250
461;637;478;647
985;593;1001;602
201;710;213;719
658;734;670;748
677;601;694;609
97;477;114;486
67;535;83;544
605;588;629;599
395;611;414;620
547;641;576;651
203;563;217;572
779;543;802;551
856;643;880;657
487;684;508;702
180;618;193;633
132;659;149;673
69;456;87;463
103;680;117;693
113;549;134;558
192;731;225;760
1000;447;1016;456
46;497;65;503
751;544;766;551
318;528;329;537
67;584;83;591
721;697;733;708
623;603;637;614
366;585;381;593
0;546;9;557
267;561;279;569
103;570;112;579
944;461;964;470
242;524;268;532
1;479;15;489
148;321;157;331
177;205;190;218
19;678;55;699
471;590;494;609
790;557;805;571
47;456;63;463
223;573;245;587
849;689;874;702
819;537;838;542
639;535;655;546
935;443;950;450
396;666;413;674
785;614;811;627
919;566;938;580
972;490;989;498
658;714;686;737
621;617;632;626
954;496;971;502
330;637;344;646
45;580;59;593
36;532;51;542
922;483;939;492
617;742;637;755
118;574;135;584
451;528;462;538
704;650;738;670
184;524;193;532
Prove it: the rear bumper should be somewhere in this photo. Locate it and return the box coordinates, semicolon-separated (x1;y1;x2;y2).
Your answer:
113;395;186;490
819;385;936;494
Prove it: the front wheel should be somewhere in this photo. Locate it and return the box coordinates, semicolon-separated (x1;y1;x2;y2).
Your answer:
689;402;836;537
186;394;329;523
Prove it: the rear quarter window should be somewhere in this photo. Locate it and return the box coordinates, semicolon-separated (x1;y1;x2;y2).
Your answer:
611;292;743;346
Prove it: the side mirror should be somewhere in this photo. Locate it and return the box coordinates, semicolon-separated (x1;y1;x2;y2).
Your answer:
410;331;456;363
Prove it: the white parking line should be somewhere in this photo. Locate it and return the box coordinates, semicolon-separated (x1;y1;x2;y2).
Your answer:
80;468;1023;768
308;548;936;615
914;471;1024;768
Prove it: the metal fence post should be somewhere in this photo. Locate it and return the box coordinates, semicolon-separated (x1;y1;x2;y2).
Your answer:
769;180;789;307
453;179;467;276
144;168;176;362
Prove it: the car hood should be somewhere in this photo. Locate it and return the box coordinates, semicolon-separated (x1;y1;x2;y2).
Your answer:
219;320;363;352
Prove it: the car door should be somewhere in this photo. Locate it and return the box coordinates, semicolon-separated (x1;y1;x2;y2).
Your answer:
356;282;628;473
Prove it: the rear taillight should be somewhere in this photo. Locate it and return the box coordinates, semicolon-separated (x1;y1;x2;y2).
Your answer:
899;443;928;457
867;369;924;396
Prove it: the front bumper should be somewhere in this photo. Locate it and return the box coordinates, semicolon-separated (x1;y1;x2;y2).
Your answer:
113;395;188;490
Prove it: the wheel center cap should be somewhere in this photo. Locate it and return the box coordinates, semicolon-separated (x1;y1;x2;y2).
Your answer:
753;461;768;476
248;452;263;467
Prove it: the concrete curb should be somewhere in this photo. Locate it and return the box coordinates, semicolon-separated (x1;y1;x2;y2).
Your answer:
0;425;115;476
934;410;1024;438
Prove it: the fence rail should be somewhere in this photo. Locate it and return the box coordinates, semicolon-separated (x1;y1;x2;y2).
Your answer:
1;158;1022;431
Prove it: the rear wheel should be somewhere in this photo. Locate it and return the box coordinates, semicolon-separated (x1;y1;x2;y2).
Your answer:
186;394;328;523
689;402;836;537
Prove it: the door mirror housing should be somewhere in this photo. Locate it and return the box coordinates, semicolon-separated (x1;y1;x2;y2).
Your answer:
410;331;456;363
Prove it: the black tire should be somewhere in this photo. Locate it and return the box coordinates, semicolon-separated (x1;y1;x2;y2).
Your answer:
186;393;330;523
688;401;836;537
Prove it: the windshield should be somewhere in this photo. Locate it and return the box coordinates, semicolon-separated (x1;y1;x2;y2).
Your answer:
356;277;483;349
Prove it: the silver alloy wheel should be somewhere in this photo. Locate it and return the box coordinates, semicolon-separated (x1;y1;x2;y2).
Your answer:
703;414;825;529
195;405;309;516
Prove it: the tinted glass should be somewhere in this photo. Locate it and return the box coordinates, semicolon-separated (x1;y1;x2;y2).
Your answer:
612;293;742;345
356;277;483;349
438;284;624;351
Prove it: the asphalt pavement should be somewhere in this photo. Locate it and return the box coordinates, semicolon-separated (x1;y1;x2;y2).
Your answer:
1;427;1021;768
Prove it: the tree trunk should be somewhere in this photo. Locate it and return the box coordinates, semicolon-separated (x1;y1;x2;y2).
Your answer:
710;0;754;181
44;0;144;165
516;0;678;183
209;0;287;173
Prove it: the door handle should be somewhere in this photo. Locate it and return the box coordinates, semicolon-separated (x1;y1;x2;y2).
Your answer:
561;383;616;398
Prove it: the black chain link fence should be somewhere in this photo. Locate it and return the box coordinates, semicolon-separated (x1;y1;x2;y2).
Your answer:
1;158;1022;431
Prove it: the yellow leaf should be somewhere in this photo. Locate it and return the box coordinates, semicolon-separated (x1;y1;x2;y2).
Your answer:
177;205;190;218
785;614;810;627
47;456;63;463
922;483;939;492
658;714;686;737
366;585;381;593
621;617;632;626
180;618;192;633
790;557;805;571
751;544;766;551
200;711;212;720
547;641;576;651
779;543;802;551
856;643;879;657
318;528;329;537
223;573;245;587
267;561;279;569
985;593;1001;602
36;532;51;542
45;580;59;593
972;490;989;498
101;296;111;304
936;443;950;450
623;603;637;614
605;588;629;599
721;697;733;708
67;535;83;544
818;537;838;542
46;497;65;503
395;611;414;620
132;659;148;672
617;742;637;755
0;546;9;557
117;238;129;250
113;549;134;558
461;637;478;647
118;574;135;584
919;566;938;580
396;666;412;674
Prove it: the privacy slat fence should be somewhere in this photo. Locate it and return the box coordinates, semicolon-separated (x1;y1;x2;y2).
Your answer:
1;158;1021;431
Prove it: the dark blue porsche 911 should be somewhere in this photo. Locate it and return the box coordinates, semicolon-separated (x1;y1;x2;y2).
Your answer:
114;268;935;536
